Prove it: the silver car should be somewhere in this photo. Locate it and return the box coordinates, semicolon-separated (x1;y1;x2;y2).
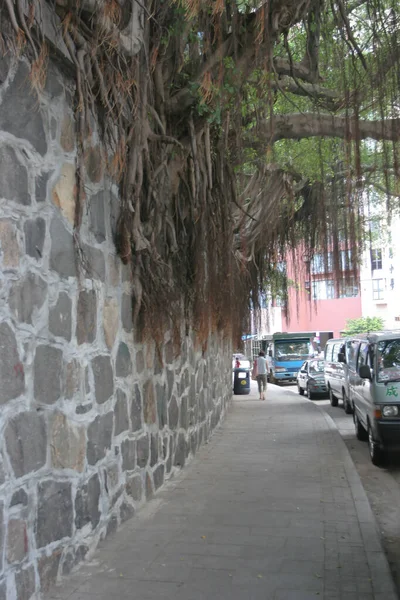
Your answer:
297;359;328;399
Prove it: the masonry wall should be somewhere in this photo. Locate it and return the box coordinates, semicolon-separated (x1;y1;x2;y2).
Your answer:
0;55;232;599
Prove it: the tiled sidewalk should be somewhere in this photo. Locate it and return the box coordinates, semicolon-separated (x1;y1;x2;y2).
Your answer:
47;384;398;600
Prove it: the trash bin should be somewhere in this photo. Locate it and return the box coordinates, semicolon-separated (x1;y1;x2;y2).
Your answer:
233;368;251;395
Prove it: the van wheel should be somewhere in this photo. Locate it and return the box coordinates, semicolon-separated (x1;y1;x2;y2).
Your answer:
329;387;338;407
343;390;353;414
354;410;368;441
368;424;384;466
298;384;304;396
270;371;276;385
307;384;315;400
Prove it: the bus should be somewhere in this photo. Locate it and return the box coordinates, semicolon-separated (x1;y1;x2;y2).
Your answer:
263;332;317;384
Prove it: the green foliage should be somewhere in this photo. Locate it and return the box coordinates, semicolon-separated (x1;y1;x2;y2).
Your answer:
342;316;385;335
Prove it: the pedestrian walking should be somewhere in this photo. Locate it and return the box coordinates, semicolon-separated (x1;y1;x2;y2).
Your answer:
254;350;267;400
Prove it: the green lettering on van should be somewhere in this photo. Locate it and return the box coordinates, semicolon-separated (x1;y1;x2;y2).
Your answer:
386;386;399;398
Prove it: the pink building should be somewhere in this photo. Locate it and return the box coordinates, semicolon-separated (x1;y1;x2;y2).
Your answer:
279;249;362;339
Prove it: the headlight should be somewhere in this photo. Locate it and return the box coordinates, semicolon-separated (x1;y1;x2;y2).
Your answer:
382;405;399;417
275;367;287;372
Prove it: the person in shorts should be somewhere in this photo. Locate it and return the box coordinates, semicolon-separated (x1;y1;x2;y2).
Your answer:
255;350;268;400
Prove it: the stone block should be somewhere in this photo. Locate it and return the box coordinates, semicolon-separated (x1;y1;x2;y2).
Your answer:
153;465;165;490
35;171;51;203
106;516;118;539
24;217;46;261
150;434;158;467
0;54;10;84
61;545;88;576
196;364;204;393
77;290;97;345
136;435;149;468
0;145;29;205
167;369;174;401
168;395;179;430
0;460;4;486
165;340;174;364
34;345;63;404
190;430;198;456
75;474;101;530
65;359;81;399
82;243;106;281
166;436;174;474
38;550;62;593
87;413;113;465
143;380;156;424
180;396;189;430
114;389;129;436
9;272;47;324
156;383;168;429
89;191;106;242
50;215;76;278
92;355;113;404
108;254;120;287
174;433;186;468
0;504;3;571
60;114;75;152
105;463;120;491
76;403;92;415
0;322;25;403
15;565;36;600
0;579;5;600
44;64;64;98
103;298;119;350
154;348;163;375
50;413;86;472
0;220;20;268
49;292;72;340
85;146;103;183
5;411;46;478
121;293;132;332
131;384;143;431
110;193;119;239
125;474;142;502
136;350;144;374
121;439;136;471
36;481;73;548
7;518;27;563
10;489;28;507
116;342;132;378
0;61;47;154
145;472;154;500
120;502;135;523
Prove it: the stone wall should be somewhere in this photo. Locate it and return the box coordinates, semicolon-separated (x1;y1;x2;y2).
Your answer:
0;55;232;599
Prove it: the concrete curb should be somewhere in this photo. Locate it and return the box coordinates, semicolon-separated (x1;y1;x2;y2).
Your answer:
321;408;398;599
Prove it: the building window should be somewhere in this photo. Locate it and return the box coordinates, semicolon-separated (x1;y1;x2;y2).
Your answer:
338;277;359;298
372;278;385;300
312;279;335;300
340;249;354;271
311;253;333;274
371;249;382;270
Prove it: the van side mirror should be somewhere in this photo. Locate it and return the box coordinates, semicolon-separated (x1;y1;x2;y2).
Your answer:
338;352;346;363
359;365;371;380
268;350;272;357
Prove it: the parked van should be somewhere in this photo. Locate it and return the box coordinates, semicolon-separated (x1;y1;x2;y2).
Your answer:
324;338;352;413
348;331;400;466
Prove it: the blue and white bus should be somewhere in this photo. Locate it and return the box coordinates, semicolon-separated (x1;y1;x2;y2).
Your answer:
263;332;316;384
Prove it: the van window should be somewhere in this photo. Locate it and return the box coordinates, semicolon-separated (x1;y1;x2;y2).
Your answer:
332;343;340;361
377;339;400;383
347;340;360;370
357;343;370;372
325;344;333;361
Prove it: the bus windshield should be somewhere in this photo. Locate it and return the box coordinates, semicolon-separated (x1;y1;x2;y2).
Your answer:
377;339;400;383
275;340;312;362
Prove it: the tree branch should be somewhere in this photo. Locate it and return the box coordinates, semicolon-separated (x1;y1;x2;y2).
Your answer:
259;113;400;143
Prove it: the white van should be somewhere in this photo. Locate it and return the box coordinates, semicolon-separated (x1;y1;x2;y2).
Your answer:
324;338;352;413
348;331;400;466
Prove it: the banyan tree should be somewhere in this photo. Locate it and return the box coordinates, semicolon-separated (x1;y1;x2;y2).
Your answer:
2;0;400;345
